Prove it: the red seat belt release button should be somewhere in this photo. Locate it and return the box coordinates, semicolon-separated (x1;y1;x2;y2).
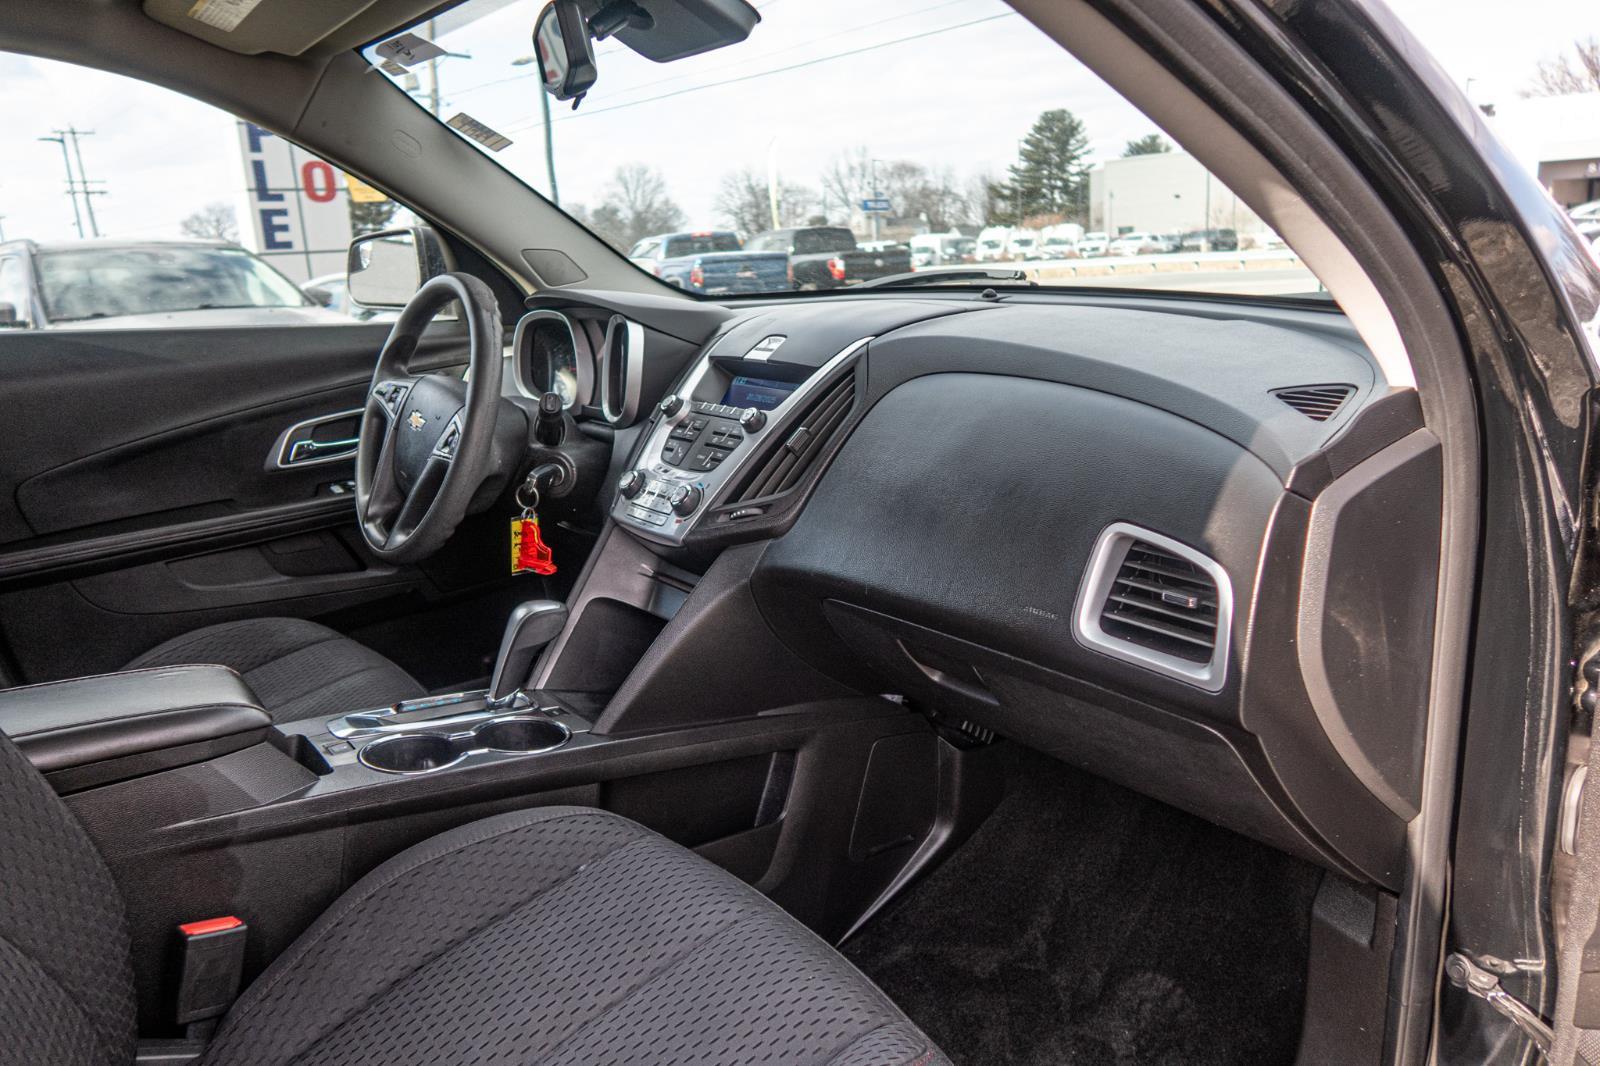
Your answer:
175;916;247;1025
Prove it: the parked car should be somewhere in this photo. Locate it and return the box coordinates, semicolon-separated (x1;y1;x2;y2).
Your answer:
745;226;911;289
0;238;346;329
909;233;973;269
1004;228;1042;261
625;230;788;294
974;225;1013;262
301;272;397;321
1076;230;1110;256
1109;231;1161;255
1573;201;1600;243
1038;223;1085;259
1178;228;1241;252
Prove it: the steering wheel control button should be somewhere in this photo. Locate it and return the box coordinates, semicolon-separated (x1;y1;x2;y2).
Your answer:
658;394;684;417
618;470;647;499
739;407;767;433
669;484;703;517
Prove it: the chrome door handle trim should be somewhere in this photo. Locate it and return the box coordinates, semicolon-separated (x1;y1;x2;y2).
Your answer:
270;408;364;470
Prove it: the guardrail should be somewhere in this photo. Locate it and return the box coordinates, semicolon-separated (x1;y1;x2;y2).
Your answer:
1020;248;1303;282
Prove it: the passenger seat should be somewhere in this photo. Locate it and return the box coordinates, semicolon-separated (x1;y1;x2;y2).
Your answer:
0;728;947;1066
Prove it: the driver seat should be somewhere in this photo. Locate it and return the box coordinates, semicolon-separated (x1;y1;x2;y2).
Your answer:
124;617;425;724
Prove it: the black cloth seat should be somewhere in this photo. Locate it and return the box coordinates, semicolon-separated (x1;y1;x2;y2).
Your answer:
125;617;425;724
0;729;950;1066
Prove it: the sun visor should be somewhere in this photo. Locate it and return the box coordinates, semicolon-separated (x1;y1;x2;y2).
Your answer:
142;0;388;56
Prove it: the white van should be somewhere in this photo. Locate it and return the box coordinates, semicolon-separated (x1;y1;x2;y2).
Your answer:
1039;224;1085;259
1005;229;1042;261
975;226;1012;262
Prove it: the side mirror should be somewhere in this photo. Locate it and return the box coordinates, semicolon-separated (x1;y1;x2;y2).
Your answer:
346;226;449;310
0;302;21;328
303;285;336;309
534;0;597;102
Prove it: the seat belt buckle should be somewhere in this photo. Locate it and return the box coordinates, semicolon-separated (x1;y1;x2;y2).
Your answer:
174;916;247;1026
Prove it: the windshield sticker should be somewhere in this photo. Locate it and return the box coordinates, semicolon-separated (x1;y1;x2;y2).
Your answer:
186;0;263;32
374;33;447;69
446;113;512;152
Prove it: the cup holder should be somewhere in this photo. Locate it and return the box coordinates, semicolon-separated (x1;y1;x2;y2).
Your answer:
476;716;569;753
359;734;465;775
357;714;571;775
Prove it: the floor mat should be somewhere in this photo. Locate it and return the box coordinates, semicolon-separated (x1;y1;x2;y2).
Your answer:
842;746;1322;1065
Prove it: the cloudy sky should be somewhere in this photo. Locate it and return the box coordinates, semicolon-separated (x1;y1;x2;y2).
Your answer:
0;0;1594;244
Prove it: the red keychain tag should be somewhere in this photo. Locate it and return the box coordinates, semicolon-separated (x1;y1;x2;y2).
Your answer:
511;513;556;576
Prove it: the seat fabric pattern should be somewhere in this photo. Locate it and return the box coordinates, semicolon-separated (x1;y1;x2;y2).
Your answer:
125;617;425;724
0;730;136;1066
200;806;948;1066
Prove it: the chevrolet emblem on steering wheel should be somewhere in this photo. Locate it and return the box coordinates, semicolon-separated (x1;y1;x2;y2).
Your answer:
407;410;427;431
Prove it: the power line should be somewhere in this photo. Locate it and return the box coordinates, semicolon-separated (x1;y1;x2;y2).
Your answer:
501;11;1017;134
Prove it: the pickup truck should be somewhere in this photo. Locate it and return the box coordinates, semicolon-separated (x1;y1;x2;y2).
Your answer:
745;226;913;290
626;231;789;294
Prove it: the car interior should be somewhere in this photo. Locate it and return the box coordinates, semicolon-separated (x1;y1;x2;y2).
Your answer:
0;0;1497;1064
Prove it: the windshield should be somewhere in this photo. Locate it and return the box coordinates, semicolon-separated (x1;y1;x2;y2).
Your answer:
38;246;308;322
366;0;1328;299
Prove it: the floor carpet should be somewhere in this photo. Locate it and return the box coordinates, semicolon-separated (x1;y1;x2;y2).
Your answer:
842;746;1323;1065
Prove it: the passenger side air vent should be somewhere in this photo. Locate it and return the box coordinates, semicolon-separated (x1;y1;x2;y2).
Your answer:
733;369;856;503
1273;383;1356;421
1073;524;1233;692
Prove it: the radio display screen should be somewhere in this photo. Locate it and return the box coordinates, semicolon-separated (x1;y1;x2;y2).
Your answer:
722;375;799;411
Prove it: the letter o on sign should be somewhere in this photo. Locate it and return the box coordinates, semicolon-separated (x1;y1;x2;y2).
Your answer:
301;160;338;203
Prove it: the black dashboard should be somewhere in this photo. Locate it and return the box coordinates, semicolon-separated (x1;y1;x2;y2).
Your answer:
517;290;1437;892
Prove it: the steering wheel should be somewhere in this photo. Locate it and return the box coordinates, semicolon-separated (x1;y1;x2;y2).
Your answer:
355;272;504;563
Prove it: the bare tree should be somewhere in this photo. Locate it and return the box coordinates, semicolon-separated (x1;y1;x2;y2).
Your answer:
713;169;818;236
587;164;685;251
1526;37;1600;96
819;147;874;222
179;202;238;243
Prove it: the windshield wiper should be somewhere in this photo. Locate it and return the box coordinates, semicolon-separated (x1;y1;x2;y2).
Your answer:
858;267;1037;290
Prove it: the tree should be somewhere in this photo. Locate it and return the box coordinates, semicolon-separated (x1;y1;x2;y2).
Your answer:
1005;108;1092;224
349;198;397;236
1123;134;1172;157
587;164;685;251
713;168;817;235
966;173;1006;226
179;202;238;243
819;147;873;223
1526;37;1600;96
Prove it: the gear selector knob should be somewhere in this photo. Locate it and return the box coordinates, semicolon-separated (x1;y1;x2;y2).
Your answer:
487;600;569;706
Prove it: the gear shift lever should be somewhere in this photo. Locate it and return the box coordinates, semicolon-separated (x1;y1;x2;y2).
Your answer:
487;600;568;707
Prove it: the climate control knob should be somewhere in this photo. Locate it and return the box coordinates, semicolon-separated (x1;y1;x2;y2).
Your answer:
739;407;767;433
668;484;702;517
658;394;684;417
618;469;646;499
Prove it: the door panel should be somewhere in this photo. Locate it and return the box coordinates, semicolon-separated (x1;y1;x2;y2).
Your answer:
0;319;478;684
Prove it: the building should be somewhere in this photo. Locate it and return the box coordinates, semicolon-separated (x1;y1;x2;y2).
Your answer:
1485;92;1600;209
1087;150;1268;240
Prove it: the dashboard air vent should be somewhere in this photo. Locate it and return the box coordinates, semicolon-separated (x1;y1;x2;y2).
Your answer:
1273;383;1356;421
1101;542;1218;663
1073;523;1232;692
734;369;856;503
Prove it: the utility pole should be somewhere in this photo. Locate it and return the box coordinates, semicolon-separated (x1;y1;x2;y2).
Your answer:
61;128;103;237
870;158;882;243
510;53;560;206
38;135;83;239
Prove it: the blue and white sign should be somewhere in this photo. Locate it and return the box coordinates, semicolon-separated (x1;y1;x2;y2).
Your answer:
860;198;892;213
235;122;353;283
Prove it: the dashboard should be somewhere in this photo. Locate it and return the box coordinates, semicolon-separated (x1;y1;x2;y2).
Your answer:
511;290;1439;893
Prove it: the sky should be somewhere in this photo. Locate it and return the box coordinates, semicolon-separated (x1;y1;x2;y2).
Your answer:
0;0;1594;244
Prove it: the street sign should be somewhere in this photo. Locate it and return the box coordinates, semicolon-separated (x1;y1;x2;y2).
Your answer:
860;198;892;213
234;121;353;284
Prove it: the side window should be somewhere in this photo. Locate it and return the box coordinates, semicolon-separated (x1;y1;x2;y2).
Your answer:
1;54;418;330
630;239;661;260
0;257;32;328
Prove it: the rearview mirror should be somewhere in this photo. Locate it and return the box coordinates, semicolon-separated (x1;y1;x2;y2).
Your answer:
347;227;449;310
534;1;597;102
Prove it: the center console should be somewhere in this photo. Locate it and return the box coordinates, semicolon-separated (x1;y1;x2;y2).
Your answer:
610;329;870;545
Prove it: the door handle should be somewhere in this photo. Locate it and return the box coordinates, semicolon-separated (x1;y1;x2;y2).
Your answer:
271;408;363;470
